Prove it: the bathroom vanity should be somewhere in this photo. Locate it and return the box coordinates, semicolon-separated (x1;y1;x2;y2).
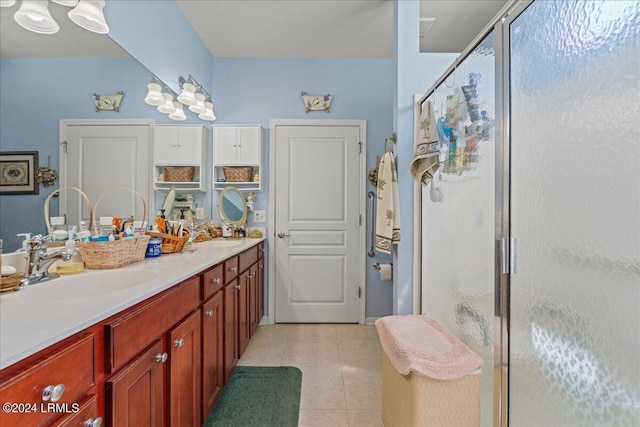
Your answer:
0;238;265;427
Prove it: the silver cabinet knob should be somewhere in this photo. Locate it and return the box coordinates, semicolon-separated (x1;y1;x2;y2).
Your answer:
234;285;241;290
205;310;214;317
259;264;264;269
249;273;255;278
84;417;103;427
174;338;184;348
229;267;237;272
155;352;168;363
42;384;65;402
211;277;221;284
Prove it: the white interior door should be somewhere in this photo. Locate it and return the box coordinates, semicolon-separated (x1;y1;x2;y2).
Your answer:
274;123;363;323
60;121;153;228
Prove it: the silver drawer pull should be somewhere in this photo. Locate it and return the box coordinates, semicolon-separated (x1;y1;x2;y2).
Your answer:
155;352;168;363
42;384;65;402
205;310;214;317
234;285;241;290
211;277;221;284
84;417;103;427
229;267;237;272
174;338;185;348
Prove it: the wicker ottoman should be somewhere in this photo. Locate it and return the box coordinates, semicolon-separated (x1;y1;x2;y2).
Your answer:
382;352;480;427
376;315;483;427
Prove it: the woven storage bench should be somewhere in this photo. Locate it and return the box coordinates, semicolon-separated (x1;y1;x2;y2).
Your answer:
376;315;482;427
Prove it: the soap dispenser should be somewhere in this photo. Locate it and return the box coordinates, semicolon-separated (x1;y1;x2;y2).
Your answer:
16;233;32;252
56;240;84;275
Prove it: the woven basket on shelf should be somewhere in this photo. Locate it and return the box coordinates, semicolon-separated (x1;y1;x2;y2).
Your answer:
145;230;190;254
77;187;150;269
223;166;253;182
44;187;93;247
164;166;195;182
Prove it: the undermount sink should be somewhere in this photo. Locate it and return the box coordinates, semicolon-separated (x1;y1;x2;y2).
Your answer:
16;270;158;301
203;239;243;247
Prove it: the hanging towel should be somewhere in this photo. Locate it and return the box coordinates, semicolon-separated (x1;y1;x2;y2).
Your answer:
375;315;483;380
410;100;440;186
375;152;400;254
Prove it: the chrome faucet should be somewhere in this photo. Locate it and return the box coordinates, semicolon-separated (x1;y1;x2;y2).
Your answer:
21;235;72;286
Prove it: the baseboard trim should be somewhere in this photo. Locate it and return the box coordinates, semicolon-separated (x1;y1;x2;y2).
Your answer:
259;315;271;325
365;317;380;325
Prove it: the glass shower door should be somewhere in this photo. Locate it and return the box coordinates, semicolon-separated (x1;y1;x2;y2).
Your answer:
507;1;640;425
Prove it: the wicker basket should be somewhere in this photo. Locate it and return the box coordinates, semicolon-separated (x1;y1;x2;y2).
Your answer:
77;187;150;269
223;166;253;182
44;187;94;247
164;166;195;182
145;230;190;254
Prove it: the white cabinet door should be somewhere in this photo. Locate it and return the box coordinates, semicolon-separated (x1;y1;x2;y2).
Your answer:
236;126;261;165
155;126;179;165
176;127;203;165
214;127;239;165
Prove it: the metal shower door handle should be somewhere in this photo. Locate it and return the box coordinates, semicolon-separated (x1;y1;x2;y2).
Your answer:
367;191;376;257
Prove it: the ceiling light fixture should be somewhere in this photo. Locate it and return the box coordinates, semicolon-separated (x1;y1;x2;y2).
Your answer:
14;0;60;34
68;0;109;34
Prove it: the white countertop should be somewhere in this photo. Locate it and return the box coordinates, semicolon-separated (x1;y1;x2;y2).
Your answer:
0;237;265;371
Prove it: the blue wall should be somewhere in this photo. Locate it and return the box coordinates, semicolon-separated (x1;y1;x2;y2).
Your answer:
212;57;396;318
394;1;458;314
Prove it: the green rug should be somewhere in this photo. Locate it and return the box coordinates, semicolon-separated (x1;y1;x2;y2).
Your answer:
205;366;302;427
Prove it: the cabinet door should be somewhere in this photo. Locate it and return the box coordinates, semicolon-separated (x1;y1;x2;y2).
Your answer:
236;126;261;165
176;126;203;165
106;340;165;427
168;310;201;427
51;395;99;427
155;126;179;165
249;263;259;337
214;127;238;165
258;258;265;321
202;291;224;423
238;272;250;357
223;280;239;384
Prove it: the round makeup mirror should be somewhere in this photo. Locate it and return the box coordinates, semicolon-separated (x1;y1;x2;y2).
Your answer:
218;187;247;226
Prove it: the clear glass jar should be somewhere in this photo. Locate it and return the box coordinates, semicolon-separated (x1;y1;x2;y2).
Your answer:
56;240;84;275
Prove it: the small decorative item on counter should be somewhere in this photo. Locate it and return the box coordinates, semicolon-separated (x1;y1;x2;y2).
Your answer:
248;229;263;238
157;173;165;182
145;237;162;258
185;193;194;202
56;240;84;275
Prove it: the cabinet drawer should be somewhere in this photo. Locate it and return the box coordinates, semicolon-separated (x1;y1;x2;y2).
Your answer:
106;277;199;372
239;246;258;273
0;334;95;427
224;256;239;284
51;394;99;427
202;264;224;300
258;242;264;259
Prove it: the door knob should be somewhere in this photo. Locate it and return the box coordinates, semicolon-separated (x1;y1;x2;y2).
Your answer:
277;231;291;238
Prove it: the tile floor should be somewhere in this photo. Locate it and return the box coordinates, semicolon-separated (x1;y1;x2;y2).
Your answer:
237;323;383;427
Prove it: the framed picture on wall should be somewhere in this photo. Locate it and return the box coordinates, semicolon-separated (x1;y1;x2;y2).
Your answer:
0;151;39;195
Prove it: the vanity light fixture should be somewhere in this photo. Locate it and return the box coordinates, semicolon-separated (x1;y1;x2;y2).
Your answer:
67;0;109;34
199;99;216;121
188;91;207;114
157;92;176;114
0;0;17;7
177;76;197;106
144;77;164;106
51;0;77;6
168;101;187;121
14;0;60;34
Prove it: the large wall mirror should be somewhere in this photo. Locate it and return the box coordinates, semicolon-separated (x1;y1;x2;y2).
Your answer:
0;3;163;251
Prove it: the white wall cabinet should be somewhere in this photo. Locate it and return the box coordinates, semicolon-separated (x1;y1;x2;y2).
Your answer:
154;124;207;191
213;125;262;191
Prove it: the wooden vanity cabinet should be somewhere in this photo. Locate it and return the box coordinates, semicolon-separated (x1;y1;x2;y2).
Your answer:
0;334;96;427
51;395;100;427
106;341;165;427
223;278;239;384
168;309;201;427
201;291;224;424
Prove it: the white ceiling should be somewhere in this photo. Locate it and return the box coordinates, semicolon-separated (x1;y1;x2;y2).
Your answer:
1;0;509;59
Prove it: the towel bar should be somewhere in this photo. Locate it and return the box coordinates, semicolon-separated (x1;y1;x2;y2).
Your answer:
368;191;376;257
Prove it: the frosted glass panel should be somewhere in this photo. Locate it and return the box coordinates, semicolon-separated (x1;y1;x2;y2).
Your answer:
509;1;640;425
421;32;495;427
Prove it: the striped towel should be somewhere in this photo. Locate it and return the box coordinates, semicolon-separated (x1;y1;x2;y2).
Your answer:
410;99;440;186
375;152;400;254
